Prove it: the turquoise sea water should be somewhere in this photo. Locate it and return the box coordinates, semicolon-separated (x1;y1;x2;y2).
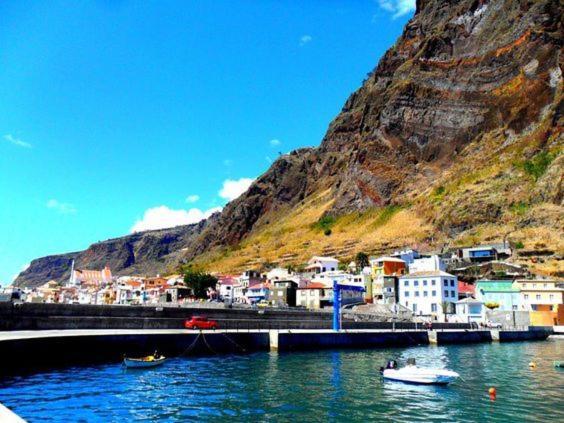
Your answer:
1;340;563;422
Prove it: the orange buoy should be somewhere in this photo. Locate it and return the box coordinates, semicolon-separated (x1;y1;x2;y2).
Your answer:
489;387;497;400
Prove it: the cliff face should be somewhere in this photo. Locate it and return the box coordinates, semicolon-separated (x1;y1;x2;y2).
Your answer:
15;0;563;287
15;217;217;287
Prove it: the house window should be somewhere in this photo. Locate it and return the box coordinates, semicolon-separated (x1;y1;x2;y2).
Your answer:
549;294;554;301
405;292;409;297
432;280;436;286
443;280;448;287
450;280;455;287
432;290;436;297
423;291;428;297
536;294;541;300
414;281;419;287
444;290;449;297
415;291;420;297
431;303;437;312
404;280;409;287
524;294;529;300
423;280;428;286
451;291;456;298
412;304;417;312
543;283;547;288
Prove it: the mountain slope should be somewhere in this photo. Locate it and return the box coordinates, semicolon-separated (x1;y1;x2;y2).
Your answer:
15;0;563;287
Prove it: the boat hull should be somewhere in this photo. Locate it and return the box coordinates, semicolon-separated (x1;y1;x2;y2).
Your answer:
123;357;166;368
383;367;459;385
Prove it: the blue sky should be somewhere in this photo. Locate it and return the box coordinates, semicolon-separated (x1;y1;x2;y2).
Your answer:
0;0;414;285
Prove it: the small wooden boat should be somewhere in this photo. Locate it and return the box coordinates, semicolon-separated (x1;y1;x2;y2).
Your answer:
554;361;564;368
123;355;166;369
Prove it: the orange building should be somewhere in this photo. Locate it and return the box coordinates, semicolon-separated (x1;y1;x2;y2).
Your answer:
368;256;407;302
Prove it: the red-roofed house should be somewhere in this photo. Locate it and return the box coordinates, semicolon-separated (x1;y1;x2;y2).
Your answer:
217;275;239;302
458;281;475;299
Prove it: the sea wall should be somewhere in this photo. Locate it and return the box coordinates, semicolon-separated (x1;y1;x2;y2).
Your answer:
433;330;493;344
0;327;553;374
0;331;270;373
274;331;429;352
496;327;553;342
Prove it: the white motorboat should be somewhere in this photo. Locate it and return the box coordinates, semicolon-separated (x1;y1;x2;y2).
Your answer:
381;359;459;385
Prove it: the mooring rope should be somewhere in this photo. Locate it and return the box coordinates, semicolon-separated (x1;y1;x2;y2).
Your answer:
219;333;247;353
181;332;202;356
201;332;219;355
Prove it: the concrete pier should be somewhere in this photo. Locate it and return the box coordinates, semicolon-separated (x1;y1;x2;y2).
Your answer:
0;327;552;373
274;330;428;351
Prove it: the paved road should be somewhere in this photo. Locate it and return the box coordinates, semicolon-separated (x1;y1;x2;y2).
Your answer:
0;328;436;342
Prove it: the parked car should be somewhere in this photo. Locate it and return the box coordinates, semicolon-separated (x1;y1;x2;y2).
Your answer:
184;316;219;330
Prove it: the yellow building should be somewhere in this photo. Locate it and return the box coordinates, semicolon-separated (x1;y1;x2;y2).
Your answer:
514;279;563;311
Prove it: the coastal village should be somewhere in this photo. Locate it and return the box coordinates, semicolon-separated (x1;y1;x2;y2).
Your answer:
4;242;563;327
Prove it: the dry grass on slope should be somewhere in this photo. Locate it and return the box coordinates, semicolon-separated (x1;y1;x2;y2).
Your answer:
193;190;432;273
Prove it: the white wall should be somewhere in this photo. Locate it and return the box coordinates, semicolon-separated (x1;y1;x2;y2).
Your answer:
409;255;446;273
398;274;458;316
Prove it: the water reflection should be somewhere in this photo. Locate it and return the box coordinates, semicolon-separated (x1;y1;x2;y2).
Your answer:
0;341;562;422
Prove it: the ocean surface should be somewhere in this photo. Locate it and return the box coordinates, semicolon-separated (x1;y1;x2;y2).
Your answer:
0;339;562;422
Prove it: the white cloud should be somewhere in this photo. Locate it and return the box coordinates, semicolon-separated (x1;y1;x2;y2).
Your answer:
3;134;31;148
299;35;312;46
378;0;415;18
185;195;200;203
269;138;281;147
219;177;254;201
130;205;222;233
46;199;77;214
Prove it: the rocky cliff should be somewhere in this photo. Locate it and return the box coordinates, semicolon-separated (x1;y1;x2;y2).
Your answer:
15;0;563;287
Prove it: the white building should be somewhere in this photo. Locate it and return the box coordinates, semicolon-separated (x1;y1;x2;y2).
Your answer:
232;284;246;303
296;272;365;309
265;268;301;285
391;249;421;265
409;255;447;273
455;298;486;323
398;271;458;318
305;256;339;274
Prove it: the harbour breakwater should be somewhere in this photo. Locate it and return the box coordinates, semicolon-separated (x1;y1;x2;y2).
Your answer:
0;302;473;331
0;327;552;374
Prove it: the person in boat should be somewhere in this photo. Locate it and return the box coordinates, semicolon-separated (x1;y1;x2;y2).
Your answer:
386;360;398;369
380;360;398;373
